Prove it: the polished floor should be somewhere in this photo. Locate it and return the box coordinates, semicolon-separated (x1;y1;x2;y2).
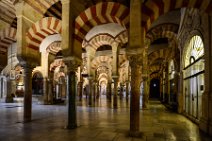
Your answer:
0;96;211;141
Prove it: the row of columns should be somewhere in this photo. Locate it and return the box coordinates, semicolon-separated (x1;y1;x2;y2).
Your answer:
14;0;149;136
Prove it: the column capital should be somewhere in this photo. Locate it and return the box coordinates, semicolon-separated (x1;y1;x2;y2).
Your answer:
63;56;82;72
112;75;119;79
126;48;143;56
128;55;143;68
142;75;148;81
20;61;36;70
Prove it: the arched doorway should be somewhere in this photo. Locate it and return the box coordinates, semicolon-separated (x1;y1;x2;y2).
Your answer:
149;78;160;99
183;35;204;121
32;72;44;95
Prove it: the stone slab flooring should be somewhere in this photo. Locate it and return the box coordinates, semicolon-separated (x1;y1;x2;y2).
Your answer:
0;97;211;141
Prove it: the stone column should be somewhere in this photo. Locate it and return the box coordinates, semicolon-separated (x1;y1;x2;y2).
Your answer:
160;74;164;101
88;77;93;106
142;76;149;109
120;84;124;99
5;78;13;103
129;55;142;135
48;72;54;104
43;77;48;104
10;79;16;96
78;82;83;101
113;76;118;109
23;65;34;122
67;70;77;129
126;81;129;101
63;57;81;129
142;48;149;109
96;83;100;99
4;78;8;100
128;0;143;136
93;81;96;102
112;42;119;109
107;81;112;101
164;65;169;103
85;47;95;106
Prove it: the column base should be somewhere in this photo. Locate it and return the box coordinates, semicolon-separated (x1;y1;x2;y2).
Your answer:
23;117;32;123
5;95;14;103
128;131;143;138
65;124;77;130
142;107;149;110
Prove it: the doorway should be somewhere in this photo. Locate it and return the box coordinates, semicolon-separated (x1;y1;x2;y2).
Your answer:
149;78;160;99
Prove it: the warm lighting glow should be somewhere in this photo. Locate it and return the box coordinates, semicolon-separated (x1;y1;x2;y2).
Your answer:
185;35;204;67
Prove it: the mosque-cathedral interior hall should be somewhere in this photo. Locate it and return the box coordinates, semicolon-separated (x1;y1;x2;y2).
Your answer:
0;0;212;140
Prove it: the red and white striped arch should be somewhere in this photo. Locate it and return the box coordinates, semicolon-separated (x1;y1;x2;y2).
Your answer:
119;54;128;66
91;56;112;69
150;73;161;79
148;48;172;65
142;0;212;31
25;0;60;15
0;27;16;53
98;73;109;80
75;2;129;43
26;17;62;51
50;58;65;72
82;30;128;50
150;64;161;74
146;23;178;44
46;41;61;55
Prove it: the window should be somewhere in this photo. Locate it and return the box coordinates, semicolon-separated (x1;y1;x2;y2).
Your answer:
185;35;204;67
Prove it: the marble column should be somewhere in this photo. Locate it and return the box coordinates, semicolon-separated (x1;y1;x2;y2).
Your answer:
119;84;123;99
93;81;96;102
107;81;112;101
78;82;83;101
129;56;142;135
48;72;54;104
10;79;16;96
111;41;119;109
67;71;77;129
96;83;100;99
142;76;149;109
125;81;129;101
5;78;13;103
43;77;48;104
23;66;33;122
113;76;118;109
88;77;93;106
142;48;149;109
63;57;81;129
127;0;143;136
85;47;95;106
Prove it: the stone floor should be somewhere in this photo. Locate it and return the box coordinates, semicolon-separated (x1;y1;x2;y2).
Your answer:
0;96;211;141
